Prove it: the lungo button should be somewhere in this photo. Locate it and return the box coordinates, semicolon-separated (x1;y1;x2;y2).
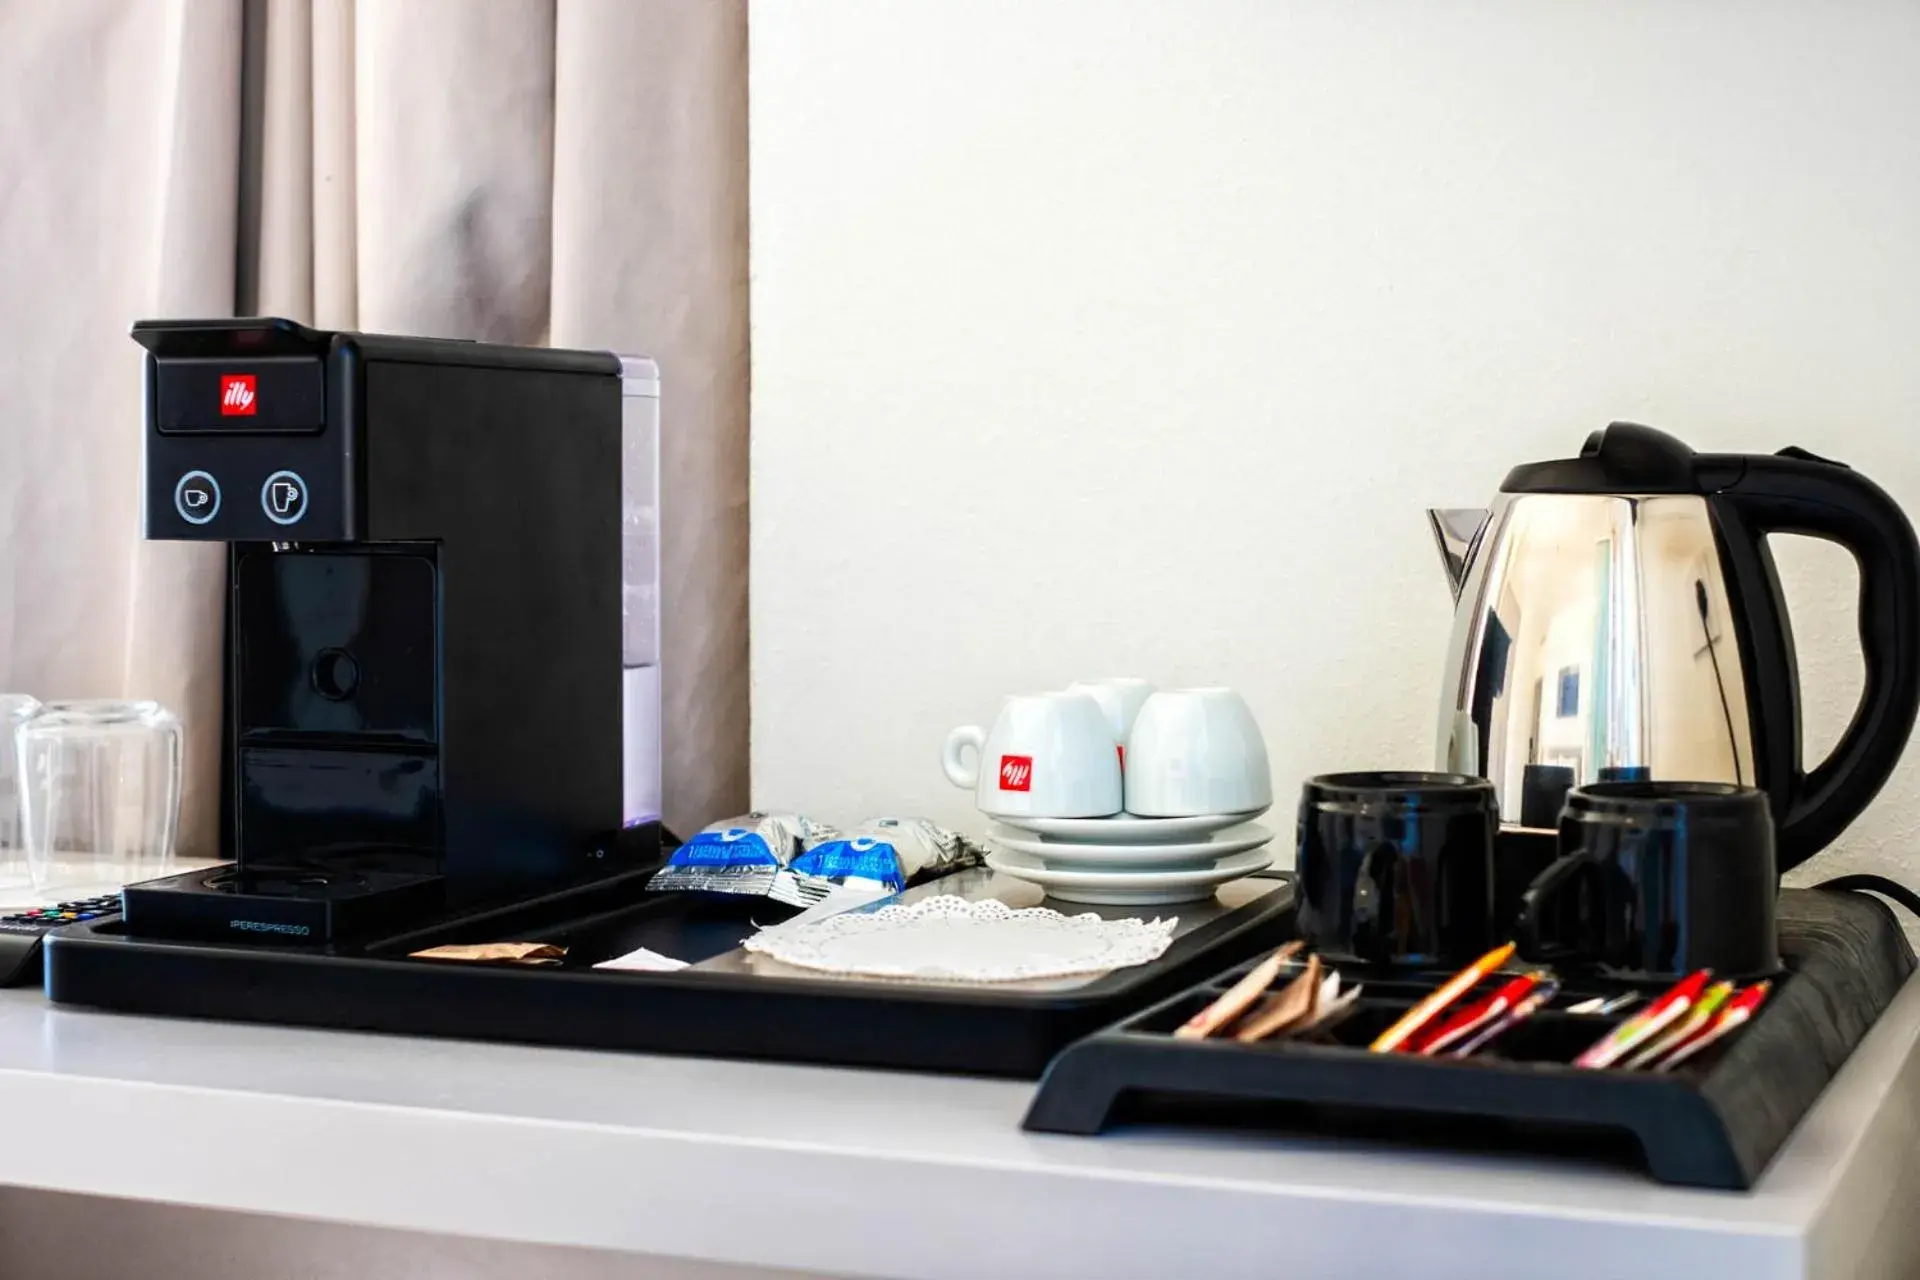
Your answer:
174;471;220;525
261;470;308;525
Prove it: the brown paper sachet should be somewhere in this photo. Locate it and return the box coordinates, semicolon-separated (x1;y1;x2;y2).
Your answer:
1290;978;1363;1040
410;942;567;966
1236;961;1367;1043
1234;955;1322;1042
1174;941;1304;1040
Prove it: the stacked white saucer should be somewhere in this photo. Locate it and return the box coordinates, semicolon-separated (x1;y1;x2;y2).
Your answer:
984;809;1276;906
943;680;1277;906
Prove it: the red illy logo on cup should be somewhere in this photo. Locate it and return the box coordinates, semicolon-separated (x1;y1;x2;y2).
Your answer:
998;755;1033;792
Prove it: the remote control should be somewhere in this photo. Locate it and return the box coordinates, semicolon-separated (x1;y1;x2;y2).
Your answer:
0;895;121;987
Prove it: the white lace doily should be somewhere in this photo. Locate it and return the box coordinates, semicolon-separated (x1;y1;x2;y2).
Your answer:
741;896;1178;982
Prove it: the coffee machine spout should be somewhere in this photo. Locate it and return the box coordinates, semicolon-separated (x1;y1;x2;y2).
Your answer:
1427;507;1490;601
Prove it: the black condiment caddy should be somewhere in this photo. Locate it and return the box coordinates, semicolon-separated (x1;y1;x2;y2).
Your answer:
1023;888;1913;1190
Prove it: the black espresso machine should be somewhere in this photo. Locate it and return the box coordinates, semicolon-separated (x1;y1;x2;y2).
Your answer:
123;318;663;943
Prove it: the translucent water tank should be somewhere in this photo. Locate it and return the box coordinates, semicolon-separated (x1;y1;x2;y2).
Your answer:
619;356;662;828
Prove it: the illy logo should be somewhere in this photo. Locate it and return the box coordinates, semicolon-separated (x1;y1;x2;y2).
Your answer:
220;374;257;416
998;755;1033;792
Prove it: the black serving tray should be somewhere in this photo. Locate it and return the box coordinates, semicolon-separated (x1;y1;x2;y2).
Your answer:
1023;888;1914;1188
44;865;1296;1079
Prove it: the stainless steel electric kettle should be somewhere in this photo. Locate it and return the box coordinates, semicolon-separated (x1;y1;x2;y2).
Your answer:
1430;422;1920;871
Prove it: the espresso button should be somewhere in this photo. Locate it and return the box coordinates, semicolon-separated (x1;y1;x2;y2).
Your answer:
174;471;221;525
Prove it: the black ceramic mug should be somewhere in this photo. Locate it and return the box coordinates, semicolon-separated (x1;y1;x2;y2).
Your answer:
1517;781;1781;980
1296;771;1498;966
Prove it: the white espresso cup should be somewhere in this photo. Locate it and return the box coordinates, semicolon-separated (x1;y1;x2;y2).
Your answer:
1065;678;1155;748
942;692;1122;818
1124;687;1273;817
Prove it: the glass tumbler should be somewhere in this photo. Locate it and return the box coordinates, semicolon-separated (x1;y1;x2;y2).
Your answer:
17;700;182;901
0;695;43;894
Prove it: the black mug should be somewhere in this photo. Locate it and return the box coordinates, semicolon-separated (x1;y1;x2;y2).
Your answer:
1296;771;1497;967
1517;781;1780;980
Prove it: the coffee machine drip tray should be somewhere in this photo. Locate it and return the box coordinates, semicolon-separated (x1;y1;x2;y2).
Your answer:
122;855;445;946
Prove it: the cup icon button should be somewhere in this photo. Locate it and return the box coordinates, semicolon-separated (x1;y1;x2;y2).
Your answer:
174;471;221;525
260;470;309;526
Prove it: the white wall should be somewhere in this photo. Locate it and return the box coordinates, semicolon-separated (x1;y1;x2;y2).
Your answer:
749;0;1920;886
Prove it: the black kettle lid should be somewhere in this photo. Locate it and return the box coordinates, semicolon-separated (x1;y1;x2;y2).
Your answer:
1501;422;1709;494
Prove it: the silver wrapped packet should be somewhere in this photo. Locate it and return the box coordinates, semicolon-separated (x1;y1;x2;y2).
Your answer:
647;811;842;897
771;816;986;907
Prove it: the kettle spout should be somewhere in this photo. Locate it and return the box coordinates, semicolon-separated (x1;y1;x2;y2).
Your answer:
1427;508;1490;601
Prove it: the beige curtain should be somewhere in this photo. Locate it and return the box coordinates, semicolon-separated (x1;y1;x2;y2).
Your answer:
0;0;749;850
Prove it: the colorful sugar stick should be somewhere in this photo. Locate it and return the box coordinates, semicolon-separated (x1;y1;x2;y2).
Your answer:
1573;970;1711;1069
1621;981;1734;1071
1417;972;1544;1056
1655;982;1772;1073
1451;980;1560;1058
1369;942;1516;1053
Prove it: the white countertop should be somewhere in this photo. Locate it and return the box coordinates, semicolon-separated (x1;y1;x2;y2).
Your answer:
0;975;1915;1280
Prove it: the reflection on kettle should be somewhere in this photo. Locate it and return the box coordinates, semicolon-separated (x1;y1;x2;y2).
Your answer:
1429;422;1920;872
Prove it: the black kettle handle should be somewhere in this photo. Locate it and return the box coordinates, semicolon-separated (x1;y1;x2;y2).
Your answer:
1706;448;1920;873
